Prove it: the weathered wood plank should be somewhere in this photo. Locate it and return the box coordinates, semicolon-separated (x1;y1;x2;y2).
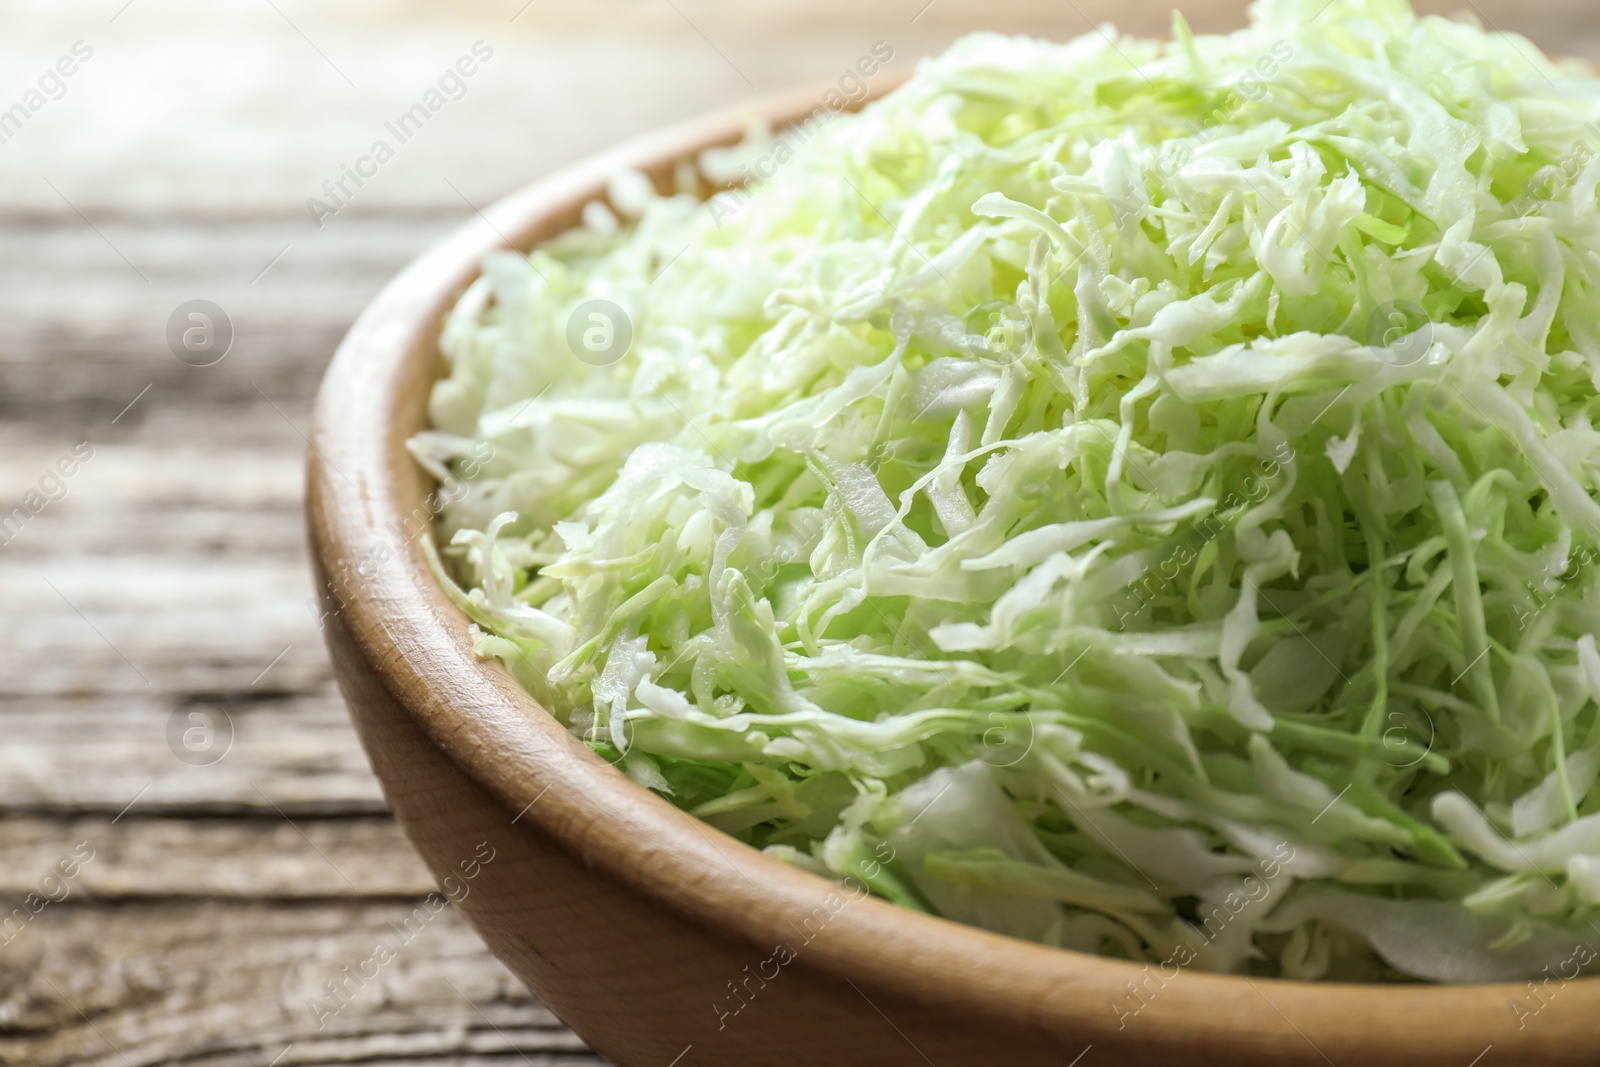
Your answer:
0;818;433;898
4;558;330;696
0;219;453;428
0;901;602;1067
0;430;310;561
0;418;397;818
0;695;389;815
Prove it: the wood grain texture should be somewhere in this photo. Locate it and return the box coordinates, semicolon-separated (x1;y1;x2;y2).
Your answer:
0;15;598;1054
0;902;591;1067
0;817;429;897
8;1;1600;1065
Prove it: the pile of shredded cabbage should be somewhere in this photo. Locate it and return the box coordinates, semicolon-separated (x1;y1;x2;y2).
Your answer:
417;0;1600;982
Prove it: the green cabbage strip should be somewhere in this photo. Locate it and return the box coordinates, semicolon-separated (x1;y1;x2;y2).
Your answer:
417;0;1600;982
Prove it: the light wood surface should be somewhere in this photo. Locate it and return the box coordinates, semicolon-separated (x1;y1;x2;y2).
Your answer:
6;2;1600;1065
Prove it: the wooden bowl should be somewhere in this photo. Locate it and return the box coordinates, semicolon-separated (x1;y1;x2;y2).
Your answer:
307;84;1599;1067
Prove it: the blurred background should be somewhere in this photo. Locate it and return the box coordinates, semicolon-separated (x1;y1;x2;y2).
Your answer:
0;1;1592;1064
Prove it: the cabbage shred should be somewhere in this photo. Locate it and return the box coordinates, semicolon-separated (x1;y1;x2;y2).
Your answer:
417;0;1600;982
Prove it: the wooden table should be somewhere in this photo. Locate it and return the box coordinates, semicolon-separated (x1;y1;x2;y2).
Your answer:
1;2;1593;1064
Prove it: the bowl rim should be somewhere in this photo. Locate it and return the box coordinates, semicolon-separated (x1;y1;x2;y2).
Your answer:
307;79;1600;1059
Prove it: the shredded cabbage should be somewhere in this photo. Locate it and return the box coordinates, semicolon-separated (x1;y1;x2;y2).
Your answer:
417;0;1600;982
